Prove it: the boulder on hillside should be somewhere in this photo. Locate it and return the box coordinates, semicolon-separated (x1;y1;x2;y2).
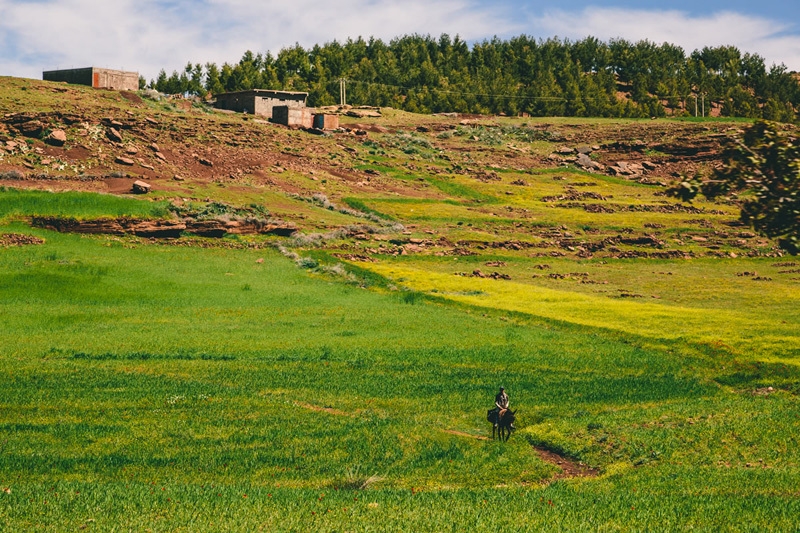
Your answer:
46;129;67;146
576;152;605;172
107;127;123;143
132;180;151;194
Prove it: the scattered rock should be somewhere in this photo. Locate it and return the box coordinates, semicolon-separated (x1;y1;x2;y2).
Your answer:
107;127;123;143
172;175;185;181
463;269;511;280
346;109;381;118
576;152;604;171
0;233;45;247
132;180;151;194
126;145;139;155
115;156;135;166
46;129;67;146
199;158;213;167
155;152;167;162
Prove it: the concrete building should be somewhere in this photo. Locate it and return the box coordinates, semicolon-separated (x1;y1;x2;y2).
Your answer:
43;67;139;91
313;114;340;131
214;89;308;118
273;106;313;128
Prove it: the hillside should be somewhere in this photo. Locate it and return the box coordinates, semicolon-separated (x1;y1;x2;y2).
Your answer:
1;76;799;530
2;76;798;355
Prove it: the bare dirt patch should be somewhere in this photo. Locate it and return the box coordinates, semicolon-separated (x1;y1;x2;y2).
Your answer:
533;446;600;480
294;401;351;417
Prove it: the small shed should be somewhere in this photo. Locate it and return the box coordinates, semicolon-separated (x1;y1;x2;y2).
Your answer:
273;106;313;128
313;114;340;131
43;67;139;91
214;89;308;118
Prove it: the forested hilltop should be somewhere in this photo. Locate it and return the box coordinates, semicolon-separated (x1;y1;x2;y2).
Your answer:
151;34;800;121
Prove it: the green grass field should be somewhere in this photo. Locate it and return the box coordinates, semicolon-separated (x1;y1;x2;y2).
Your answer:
2;193;800;530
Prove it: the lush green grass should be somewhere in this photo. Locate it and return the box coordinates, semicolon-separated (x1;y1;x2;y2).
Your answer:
0;188;171;221
360;257;800;362
1;224;799;530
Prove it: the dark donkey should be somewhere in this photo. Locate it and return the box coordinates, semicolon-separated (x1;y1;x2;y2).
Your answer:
487;408;517;441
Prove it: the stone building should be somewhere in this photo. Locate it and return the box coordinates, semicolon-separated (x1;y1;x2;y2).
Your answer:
43;67;139;91
214;89;308;118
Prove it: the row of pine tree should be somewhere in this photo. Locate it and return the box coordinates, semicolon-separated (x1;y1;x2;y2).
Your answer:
148;34;800;121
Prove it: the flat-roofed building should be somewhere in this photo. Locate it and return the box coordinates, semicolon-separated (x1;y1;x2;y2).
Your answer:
43;67;139;91
214;89;308;118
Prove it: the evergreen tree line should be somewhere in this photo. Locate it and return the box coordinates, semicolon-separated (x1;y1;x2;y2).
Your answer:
150;34;800;121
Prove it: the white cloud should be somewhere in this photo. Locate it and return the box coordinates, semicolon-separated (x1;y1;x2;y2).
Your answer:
533;7;800;70
0;0;518;81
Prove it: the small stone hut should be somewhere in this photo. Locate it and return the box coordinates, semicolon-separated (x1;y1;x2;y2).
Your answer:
214;89;308;118
43;67;139;91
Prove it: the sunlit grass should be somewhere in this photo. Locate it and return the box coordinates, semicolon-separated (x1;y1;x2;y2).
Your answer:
360;261;800;362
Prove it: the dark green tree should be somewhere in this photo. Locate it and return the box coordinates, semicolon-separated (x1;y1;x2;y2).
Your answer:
670;121;800;253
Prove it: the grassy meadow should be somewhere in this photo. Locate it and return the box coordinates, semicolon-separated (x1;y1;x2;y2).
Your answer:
1;190;799;531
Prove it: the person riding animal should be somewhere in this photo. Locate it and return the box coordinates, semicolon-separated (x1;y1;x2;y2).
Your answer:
493;387;515;429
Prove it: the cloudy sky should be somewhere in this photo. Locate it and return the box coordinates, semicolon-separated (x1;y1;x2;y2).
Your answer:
1;0;799;82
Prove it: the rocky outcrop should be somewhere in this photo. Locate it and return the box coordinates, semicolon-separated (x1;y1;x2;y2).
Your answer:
31;216;297;239
32;217;187;238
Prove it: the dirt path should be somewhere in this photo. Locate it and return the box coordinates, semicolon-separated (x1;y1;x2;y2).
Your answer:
440;428;599;480
533;446;600;480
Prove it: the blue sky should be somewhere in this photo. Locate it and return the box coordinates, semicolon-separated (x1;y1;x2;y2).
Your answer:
1;0;799;81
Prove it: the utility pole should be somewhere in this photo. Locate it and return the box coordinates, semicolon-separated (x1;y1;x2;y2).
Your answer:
339;78;347;107
694;94;698;117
